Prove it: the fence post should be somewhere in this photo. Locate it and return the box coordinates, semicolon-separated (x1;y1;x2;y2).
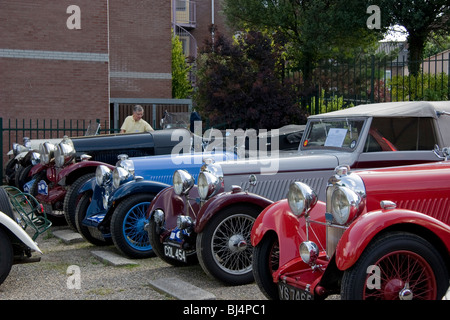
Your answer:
370;55;375;103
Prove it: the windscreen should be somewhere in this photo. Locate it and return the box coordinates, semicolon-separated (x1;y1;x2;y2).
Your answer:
301;119;366;151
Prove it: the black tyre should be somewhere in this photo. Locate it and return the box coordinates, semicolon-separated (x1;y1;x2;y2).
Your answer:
196;204;260;285
75;192;111;246
63;173;95;231
341;232;449;300
148;215;198;266
0;228;14;286
0;188;15;220
15;164;32;191
253;232;280;300
4;158;18;186
110;194;155;259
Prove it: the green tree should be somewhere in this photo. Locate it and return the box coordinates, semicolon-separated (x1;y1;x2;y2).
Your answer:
171;33;192;99
377;0;450;76
222;0;382;88
194;30;307;130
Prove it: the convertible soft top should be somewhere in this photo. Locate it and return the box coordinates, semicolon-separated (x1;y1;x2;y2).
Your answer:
309;101;450;119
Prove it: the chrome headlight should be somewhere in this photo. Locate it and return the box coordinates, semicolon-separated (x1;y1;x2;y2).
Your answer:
198;171;222;200
54;137;75;167
173;170;195;195
116;154;135;176
13;143;29;156
96;165;112;186
287;182;318;216
113;167;132;189
39;142;56;165
299;241;319;265
330;186;363;225
30;151;40;165
177;215;193;230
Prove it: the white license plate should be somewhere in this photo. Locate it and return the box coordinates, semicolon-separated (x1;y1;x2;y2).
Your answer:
278;283;313;300
163;244;186;263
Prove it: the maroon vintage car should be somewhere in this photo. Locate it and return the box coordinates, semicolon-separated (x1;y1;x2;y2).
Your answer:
252;148;450;300
146;101;450;286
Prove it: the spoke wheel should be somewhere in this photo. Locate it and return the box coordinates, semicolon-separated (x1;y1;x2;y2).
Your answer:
253;232;280;300
111;194;155;259
341;232;449;300
197;205;260;285
364;250;435;300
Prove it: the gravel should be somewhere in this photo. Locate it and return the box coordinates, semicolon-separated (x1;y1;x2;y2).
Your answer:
0;226;267;301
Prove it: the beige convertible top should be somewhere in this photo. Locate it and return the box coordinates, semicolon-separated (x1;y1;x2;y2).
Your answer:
309;101;450;119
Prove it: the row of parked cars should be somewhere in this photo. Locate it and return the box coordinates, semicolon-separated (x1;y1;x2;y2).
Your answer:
3;101;450;300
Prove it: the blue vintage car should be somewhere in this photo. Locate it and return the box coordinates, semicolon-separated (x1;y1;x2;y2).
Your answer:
74;151;237;258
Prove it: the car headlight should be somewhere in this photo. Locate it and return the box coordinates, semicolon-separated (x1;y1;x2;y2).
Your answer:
299;241;319;265
96;165;112;186
116;154;135;176
330;186;362;225
198;171;222;200
54;138;75;167
113;167;132;189
287;182;318;216
173;170;195;195
30;151;40;165
12;143;29;156
39;142;56;165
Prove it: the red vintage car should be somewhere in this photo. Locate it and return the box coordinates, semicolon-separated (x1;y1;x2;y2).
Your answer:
251;148;450;300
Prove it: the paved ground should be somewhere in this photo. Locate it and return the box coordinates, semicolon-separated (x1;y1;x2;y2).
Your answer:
0;226;267;301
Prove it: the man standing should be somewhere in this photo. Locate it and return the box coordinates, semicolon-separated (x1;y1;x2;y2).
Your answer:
120;105;154;133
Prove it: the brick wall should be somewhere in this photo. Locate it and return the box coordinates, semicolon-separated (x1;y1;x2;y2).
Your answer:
0;0;109;124
109;0;172;99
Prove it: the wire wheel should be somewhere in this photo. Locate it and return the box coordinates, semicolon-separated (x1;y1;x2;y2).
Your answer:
210;213;255;275
122;202;151;252
363;250;436;300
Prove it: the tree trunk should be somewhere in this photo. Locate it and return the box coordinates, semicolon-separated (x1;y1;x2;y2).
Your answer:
407;34;427;77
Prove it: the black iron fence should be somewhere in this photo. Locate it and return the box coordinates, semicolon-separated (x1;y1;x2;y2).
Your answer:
295;52;450;115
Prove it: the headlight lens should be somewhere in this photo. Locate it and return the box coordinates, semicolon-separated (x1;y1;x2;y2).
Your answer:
198;171;222;200
96;165;112;186
113;167;131;189
13;143;28;156
299;241;319;265
287;182;318;216
116;154;135;176
39;142;56;165
54;138;75;167
330;186;362;225
173;170;195;195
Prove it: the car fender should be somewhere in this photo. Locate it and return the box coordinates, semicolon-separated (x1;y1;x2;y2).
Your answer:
194;191;273;234
56;161;114;182
251;199;326;267
109;179;170;204
79;176;97;194
30;163;45;176
0;211;42;254
335;208;450;271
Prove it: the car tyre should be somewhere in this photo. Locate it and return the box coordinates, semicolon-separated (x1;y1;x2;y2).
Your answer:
15;164;33;191
63;173;95;231
4;158;18;186
196;204;259;285
0;228;14;286
0;188;15;220
75;192;112;246
253;232;280;300
341;232;449;300
110;194;155;259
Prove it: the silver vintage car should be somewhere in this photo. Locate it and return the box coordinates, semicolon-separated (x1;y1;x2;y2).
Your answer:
147;101;450;285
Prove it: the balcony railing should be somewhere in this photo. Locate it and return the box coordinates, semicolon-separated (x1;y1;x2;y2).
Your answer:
173;0;196;29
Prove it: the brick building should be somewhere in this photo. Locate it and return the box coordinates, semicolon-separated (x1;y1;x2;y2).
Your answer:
0;0;172;126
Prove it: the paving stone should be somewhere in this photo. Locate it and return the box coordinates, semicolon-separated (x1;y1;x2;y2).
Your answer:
149;277;216;300
91;250;138;267
52;228;84;244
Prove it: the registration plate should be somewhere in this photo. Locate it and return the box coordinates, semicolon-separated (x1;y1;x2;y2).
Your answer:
163;244;186;263
278;283;313;300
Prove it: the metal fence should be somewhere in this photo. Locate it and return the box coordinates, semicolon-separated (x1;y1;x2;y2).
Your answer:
1;98;193;183
296;52;450;115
